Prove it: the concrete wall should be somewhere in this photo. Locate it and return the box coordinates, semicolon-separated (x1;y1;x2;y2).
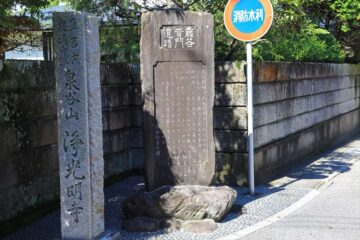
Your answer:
252;62;360;183
213;62;360;186
0;60;359;224
0;61;142;224
214;62;248;186
101;63;143;178
0;61;58;225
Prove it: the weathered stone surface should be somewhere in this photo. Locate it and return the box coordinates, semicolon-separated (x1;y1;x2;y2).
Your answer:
215;83;247;106
254;98;360;148
254;87;359;127
141;11;215;190
215;62;246;83
101;85;129;108
0;60;55;90
129;148;145;170
0;90;57;120
123;217;183;233
102;108;131;131
29;118;57;148
182;219;218;234
104;151;132;178
123;217;160;232
214;130;247;152
254;76;356;104
101;63;133;85
159;218;183;232
0;175;59;223
129;85;143;105
214;107;247;129
215;153;248;186
253;62;360;83
254;109;360;184
54;12;104;239
0;124;19;157
103;127;143;154
131;107;143;127
123;185;237;221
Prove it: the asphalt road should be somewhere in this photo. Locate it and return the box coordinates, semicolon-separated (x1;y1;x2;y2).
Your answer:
240;159;360;240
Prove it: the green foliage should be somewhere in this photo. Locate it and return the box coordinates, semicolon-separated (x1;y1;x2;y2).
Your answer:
4;0;354;63
48;0;61;7
65;0;356;63
189;0;346;63
66;0;142;63
0;0;49;28
250;0;347;63
255;25;345;62
276;0;359;62
0;0;49;56
100;25;140;63
66;0;98;13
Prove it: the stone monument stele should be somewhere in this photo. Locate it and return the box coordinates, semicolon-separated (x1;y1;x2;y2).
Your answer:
53;12;105;239
141;10;215;191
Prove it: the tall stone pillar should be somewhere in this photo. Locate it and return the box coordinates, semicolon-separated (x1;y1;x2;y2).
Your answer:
141;10;215;191
53;12;104;239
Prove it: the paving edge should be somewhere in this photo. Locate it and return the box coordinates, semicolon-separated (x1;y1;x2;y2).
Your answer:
217;157;358;240
217;189;320;240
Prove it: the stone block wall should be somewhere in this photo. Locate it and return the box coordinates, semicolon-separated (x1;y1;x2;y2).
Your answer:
0;61;58;225
185;62;360;186
0;61;142;224
252;62;360;183
214;62;248;186
100;63;143;178
0;60;359;224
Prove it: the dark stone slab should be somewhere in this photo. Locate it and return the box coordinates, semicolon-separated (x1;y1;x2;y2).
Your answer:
101;85;129;108
141;10;215;190
214;130;247;152
214;107;247;130
215;153;248;186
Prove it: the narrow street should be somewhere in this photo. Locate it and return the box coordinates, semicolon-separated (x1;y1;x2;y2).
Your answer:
240;140;360;240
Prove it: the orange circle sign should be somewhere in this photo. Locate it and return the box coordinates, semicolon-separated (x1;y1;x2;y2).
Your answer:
224;0;273;42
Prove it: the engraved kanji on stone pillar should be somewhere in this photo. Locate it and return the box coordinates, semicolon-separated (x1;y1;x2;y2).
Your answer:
53;12;104;239
141;11;215;191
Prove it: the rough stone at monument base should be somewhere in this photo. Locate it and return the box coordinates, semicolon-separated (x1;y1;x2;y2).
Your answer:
122;185;237;221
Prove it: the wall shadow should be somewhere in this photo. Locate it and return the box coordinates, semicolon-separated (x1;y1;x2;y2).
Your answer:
274;141;358;189
213;62;249;187
142;110;178;191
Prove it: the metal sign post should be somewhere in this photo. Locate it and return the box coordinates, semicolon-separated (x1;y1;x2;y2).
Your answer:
224;0;273;195
246;42;255;195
